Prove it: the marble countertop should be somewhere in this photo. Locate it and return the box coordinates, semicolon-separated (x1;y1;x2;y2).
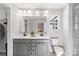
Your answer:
13;36;50;39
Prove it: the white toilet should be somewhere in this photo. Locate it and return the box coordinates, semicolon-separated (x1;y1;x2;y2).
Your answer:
51;38;64;56
54;47;64;56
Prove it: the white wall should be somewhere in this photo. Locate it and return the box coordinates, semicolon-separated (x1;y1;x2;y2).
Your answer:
48;9;64;46
63;4;73;56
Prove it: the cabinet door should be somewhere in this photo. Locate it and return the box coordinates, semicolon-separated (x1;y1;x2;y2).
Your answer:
13;39;28;56
36;40;49;56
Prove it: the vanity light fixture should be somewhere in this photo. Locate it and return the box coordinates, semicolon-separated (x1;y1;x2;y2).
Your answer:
18;9;49;16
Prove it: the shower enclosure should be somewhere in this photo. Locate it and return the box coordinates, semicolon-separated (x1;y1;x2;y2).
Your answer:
73;3;79;56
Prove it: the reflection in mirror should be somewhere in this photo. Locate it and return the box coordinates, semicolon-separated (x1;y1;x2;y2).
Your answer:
26;16;47;33
38;23;44;32
21;16;47;36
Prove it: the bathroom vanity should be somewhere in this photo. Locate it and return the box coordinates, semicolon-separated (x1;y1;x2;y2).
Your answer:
13;14;50;56
13;37;50;56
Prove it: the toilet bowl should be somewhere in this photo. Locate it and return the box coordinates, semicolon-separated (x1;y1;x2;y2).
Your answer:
54;46;64;56
51;38;64;56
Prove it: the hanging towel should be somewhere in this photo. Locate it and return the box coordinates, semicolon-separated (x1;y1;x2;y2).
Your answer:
0;23;5;40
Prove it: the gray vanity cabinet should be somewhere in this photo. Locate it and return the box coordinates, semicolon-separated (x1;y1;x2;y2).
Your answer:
36;39;49;56
13;39;28;56
13;39;49;56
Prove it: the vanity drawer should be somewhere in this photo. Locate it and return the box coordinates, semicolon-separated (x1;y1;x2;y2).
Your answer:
28;47;35;51
28;51;35;56
28;40;35;43
28;43;35;46
14;39;28;43
36;39;49;43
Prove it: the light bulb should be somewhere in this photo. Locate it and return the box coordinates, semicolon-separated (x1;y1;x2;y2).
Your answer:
24;10;26;13
36;10;39;14
44;10;48;16
23;10;28;16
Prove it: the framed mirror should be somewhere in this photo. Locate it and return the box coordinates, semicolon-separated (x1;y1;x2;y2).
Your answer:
20;16;47;36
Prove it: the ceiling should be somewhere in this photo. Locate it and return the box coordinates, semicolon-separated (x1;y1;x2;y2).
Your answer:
16;3;67;9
